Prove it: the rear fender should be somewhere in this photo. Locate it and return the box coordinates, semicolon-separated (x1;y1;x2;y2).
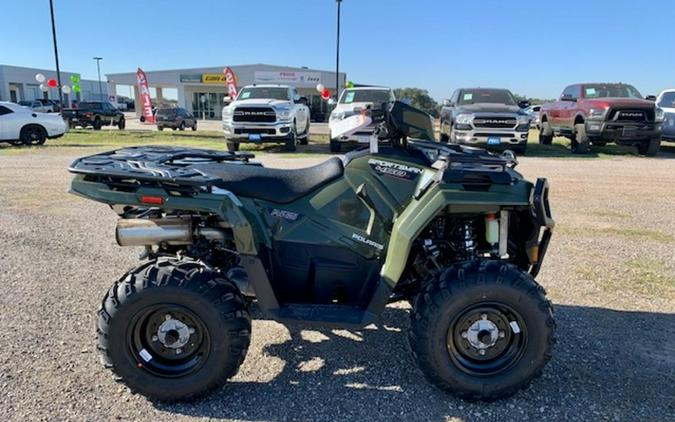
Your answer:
69;175;260;254
380;178;531;286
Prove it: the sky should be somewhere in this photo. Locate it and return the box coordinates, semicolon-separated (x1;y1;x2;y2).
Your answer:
1;0;674;101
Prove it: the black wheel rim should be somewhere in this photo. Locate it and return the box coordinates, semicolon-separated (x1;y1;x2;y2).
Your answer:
25;127;44;145
127;304;210;378
447;302;527;376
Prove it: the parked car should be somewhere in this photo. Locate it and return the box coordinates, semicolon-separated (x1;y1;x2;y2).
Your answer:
540;83;664;156
18;99;57;113
222;84;310;152
0;101;67;145
328;86;395;152
62;101;125;130
156;107;197;131
656;89;675;142
439;88;531;154
525;105;542;129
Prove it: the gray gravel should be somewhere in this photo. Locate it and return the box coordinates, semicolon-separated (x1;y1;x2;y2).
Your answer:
0;146;674;422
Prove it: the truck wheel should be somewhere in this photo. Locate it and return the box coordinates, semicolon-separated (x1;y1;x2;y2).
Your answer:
97;259;251;402
179;122;186;131
93;118;102;131
409;260;555;401
192;122;197;131
538;122;553;145
118;117;125;130
20;125;47;145
637;138;661;157
439;121;450;143
285;130;297;152
571;123;589;154
158;126;164;131
329;138;341;153
299;120;309;145
226;142;240;152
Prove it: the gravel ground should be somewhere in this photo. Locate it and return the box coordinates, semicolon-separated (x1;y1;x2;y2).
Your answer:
0;144;674;422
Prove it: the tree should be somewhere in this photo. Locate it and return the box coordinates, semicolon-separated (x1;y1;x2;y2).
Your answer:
393;88;440;117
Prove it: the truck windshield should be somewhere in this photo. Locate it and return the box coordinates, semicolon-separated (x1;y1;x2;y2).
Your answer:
583;84;642;99
237;87;289;101
339;89;393;104
458;89;516;106
658;92;675;107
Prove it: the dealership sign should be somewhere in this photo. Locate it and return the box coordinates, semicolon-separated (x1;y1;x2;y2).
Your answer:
179;74;202;83
202;74;228;84
254;71;321;87
136;68;155;124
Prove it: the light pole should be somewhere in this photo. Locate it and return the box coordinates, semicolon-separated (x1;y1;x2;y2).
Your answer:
335;0;342;100
49;0;63;106
93;57;103;101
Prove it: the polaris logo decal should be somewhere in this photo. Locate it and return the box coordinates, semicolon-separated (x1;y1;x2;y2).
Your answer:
368;158;422;180
352;233;384;250
269;208;300;221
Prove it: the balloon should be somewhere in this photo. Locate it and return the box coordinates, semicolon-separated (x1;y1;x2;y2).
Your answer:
47;79;58;88
62;85;71;94
316;83;324;93
321;88;330;100
70;74;80;83
39;83;49;92
72;84;81;93
35;73;46;83
346;81;354;89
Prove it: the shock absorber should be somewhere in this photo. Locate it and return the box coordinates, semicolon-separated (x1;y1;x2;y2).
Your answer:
463;221;476;259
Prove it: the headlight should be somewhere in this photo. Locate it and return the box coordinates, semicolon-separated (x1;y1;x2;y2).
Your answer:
517;115;531;125
222;107;233;118
655;107;665;122
276;106;291;120
330;111;345;121
587;107;608;120
455;113;473;125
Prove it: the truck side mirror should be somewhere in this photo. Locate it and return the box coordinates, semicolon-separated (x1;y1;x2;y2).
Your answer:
518;100;530;108
442;99;453;107
296;96;308;105
645;95;656;102
222;96;232;105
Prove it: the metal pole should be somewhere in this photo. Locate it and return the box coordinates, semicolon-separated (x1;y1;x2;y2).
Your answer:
336;0;342;100
49;0;63;107
93;57;103;101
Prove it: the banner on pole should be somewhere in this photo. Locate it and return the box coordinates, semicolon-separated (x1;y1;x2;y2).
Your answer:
136;68;155;124
224;67;238;99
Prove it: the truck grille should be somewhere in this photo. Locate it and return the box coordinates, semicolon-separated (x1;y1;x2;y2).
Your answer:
473;117;517;129
608;108;653;122
234;128;276;135
233;107;276;123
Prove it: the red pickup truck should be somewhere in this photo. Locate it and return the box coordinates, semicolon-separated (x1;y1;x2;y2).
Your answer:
539;83;664;156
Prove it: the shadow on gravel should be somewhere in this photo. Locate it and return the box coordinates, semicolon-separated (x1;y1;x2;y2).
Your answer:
158;304;675;422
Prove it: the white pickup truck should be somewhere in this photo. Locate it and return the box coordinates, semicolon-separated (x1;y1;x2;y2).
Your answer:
222;84;310;152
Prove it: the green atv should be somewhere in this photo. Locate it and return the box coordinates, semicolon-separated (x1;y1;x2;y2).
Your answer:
69;101;555;402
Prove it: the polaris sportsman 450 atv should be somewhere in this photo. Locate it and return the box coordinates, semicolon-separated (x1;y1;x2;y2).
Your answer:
69;101;555;402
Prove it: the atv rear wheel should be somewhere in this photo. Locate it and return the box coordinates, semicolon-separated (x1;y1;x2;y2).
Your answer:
97;259;251;401
409;260;555;401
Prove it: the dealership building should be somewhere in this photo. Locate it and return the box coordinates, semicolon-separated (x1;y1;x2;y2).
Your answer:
0;64;108;105
107;64;346;121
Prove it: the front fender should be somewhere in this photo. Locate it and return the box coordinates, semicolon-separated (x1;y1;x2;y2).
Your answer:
380;179;531;287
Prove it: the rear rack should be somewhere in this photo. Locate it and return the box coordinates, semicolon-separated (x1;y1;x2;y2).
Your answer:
68;146;255;187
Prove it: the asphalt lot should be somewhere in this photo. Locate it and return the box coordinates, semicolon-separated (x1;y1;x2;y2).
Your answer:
0;136;674;422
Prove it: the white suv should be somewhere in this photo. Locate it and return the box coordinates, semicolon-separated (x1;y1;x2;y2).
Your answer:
222;85;310;152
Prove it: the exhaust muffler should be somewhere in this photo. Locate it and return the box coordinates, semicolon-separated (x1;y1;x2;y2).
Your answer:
116;218;193;246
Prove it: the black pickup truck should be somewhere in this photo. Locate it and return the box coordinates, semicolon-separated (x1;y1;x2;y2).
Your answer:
63;101;125;130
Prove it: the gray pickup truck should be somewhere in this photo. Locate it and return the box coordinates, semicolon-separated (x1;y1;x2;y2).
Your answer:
439;88;531;154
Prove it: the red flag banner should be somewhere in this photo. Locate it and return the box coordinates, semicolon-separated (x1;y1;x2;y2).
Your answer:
136;68;155;124
224;67;238;99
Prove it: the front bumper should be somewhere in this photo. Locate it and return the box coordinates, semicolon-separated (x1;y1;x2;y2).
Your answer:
585;120;662;143
222;120;294;142
452;127;529;149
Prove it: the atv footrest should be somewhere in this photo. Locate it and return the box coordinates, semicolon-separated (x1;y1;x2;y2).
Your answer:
275;304;371;328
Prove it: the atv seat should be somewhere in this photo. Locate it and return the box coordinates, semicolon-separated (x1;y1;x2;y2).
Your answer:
199;157;344;203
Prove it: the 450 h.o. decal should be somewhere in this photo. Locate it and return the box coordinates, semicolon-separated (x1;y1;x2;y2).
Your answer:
368;158;422;180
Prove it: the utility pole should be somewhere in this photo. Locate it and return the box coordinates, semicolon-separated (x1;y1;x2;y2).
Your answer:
93;57;103;101
335;0;342;100
49;0;63;106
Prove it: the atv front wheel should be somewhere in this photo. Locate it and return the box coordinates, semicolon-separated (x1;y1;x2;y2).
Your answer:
97;259;251;401
409;260;555;401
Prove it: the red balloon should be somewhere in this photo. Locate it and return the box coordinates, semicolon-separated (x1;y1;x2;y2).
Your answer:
47;79;58;87
321;88;330;100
